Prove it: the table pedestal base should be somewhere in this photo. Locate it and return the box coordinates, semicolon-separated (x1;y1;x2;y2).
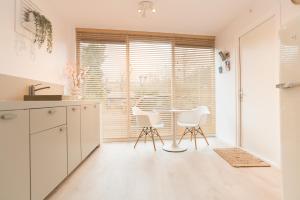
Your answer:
163;144;187;152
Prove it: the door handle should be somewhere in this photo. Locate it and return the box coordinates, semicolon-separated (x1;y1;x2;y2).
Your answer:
59;126;66;133
0;113;17;120
48;109;56;115
276;82;300;89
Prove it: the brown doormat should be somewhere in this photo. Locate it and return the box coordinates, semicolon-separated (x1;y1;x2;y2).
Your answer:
214;148;271;168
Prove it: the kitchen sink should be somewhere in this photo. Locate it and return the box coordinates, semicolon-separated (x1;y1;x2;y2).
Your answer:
24;95;75;101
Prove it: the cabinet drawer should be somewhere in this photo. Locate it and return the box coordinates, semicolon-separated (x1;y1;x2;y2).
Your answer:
30;107;66;133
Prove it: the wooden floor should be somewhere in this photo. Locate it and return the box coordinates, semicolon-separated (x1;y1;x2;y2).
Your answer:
48;138;282;200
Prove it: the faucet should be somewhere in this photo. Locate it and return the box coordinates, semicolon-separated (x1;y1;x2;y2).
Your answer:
29;84;51;96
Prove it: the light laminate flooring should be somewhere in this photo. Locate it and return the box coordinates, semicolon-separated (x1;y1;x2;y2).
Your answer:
48;138;282;200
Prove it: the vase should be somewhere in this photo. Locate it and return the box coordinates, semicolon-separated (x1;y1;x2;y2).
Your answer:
71;86;82;100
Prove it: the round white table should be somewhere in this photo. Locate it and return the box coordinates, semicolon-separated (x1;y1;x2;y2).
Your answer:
157;109;191;153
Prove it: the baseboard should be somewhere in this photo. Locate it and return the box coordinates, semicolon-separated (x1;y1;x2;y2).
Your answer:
216;136;236;147
239;147;281;169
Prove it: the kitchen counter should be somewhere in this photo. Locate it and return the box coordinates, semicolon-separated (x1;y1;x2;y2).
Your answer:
0;100;100;111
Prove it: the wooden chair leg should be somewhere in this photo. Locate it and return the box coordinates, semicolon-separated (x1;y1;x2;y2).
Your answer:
150;128;156;151
198;127;209;145
154;129;164;145
134;128;145;149
178;128;188;144
193;128;198;150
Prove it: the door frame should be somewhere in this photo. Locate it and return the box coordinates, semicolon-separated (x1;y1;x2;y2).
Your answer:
236;10;280;147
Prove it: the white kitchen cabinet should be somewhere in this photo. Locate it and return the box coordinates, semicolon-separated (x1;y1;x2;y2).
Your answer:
67;106;82;173
31;125;68;200
0;110;30;200
0;101;100;200
81;104;100;159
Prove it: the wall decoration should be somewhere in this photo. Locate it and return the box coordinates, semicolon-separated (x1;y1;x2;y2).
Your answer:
24;10;53;53
218;51;231;72
15;0;53;53
218;66;223;74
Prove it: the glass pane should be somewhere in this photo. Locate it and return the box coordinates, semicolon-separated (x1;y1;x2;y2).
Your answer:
80;42;128;139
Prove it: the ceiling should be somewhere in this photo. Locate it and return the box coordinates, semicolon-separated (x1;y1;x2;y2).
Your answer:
48;0;254;36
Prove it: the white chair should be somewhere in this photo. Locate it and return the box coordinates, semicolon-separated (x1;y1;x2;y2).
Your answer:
177;106;210;149
132;106;164;151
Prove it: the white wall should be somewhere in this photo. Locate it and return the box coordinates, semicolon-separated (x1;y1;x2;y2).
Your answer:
215;0;300;166
0;0;75;86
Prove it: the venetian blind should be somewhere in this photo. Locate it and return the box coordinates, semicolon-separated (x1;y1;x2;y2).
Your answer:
76;29;215;139
77;32;129;139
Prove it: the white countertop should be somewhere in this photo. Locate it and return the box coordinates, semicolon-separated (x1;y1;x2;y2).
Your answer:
0;100;101;111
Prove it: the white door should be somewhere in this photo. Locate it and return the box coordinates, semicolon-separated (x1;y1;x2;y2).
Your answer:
278;15;300;200
240;17;281;165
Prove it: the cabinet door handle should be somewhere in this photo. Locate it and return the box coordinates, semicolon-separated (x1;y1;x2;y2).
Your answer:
59;126;65;133
0;113;17;120
48;109;56;115
84;106;87;110
72;107;77;112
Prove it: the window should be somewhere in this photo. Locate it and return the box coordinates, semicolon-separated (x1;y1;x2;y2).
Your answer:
77;29;215;140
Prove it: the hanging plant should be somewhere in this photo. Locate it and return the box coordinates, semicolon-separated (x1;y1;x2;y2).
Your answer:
24;10;53;53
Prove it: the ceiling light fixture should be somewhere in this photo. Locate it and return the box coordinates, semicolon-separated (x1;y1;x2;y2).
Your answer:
138;1;156;17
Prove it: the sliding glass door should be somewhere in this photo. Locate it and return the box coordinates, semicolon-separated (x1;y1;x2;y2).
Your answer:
77;31;215;140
